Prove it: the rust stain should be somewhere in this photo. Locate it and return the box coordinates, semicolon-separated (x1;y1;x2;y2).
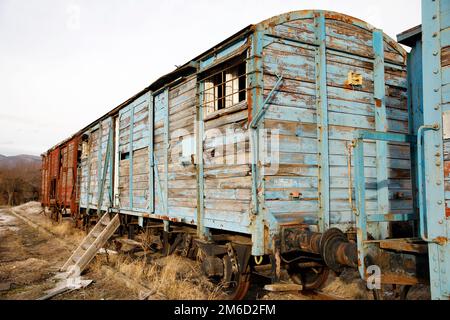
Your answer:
324;12;362;26
444;161;450;178
434;237;448;246
446;207;450;219
375;99;382;108
154;215;180;223
380;273;420;286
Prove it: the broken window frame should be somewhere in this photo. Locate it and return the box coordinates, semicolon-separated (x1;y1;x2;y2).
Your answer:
200;55;248;117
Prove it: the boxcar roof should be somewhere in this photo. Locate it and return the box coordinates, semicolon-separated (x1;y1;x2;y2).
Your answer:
397;25;422;47
43;9;406;154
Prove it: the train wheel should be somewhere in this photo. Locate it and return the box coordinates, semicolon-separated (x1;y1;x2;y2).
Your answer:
288;265;330;291
221;255;251;300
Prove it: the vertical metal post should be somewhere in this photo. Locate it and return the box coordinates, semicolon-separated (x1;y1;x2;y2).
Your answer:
97;126;113;216
85;128;93;215
196;80;208;239
422;0;449;300
148;92;155;214
96;122;103;210
314;12;330;232
129;104;135;210
249;29;265;256
109;122;114;206
354;138;368;279
163;89;169;218
373;29;389;239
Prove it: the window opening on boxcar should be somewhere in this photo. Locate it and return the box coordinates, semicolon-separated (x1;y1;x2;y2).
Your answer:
201;56;247;116
121;152;130;160
81;134;89;160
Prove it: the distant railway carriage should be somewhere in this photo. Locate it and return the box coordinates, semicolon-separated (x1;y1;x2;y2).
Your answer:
41;6;450;300
41;136;81;221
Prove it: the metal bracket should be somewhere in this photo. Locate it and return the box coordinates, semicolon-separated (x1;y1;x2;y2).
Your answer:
249;75;283;129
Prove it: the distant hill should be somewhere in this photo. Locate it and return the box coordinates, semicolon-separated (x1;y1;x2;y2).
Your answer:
0;154;41;169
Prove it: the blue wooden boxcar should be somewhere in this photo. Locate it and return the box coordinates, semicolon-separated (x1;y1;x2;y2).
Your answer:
42;8;450;299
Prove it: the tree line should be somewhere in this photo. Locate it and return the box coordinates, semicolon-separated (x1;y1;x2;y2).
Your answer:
0;161;41;206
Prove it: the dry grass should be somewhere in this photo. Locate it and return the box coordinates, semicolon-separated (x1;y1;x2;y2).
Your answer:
14;202;85;246
98;254;223;300
321;269;369;300
10;203;224;300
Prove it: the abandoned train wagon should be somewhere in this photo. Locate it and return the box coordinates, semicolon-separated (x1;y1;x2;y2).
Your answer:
43;10;425;298
41;135;81;220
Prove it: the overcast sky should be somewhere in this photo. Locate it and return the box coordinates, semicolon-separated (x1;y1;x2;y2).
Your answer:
0;0;421;156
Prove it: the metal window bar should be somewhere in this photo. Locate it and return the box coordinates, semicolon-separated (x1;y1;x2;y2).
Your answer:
200;63;247;114
201;75;247;107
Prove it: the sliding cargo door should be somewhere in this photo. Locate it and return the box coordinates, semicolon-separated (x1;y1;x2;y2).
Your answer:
79;118;113;213
167;77;198;223
117;93;152;212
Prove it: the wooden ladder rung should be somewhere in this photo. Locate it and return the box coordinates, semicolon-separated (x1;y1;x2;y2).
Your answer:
61;214;120;275
91;232;101;239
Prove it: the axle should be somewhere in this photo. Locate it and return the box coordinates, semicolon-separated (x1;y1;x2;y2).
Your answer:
282;227;358;272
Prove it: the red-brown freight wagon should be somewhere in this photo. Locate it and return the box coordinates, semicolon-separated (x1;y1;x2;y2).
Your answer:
41;135;81;221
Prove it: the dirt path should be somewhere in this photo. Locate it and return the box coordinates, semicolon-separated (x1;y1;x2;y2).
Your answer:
0;205;138;300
